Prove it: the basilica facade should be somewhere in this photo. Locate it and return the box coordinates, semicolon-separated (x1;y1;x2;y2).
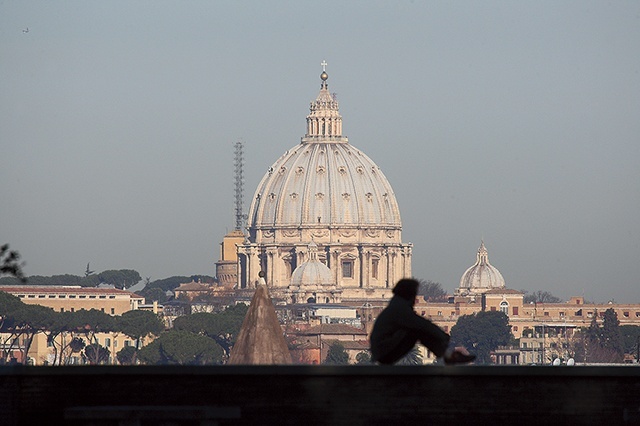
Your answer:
236;67;412;305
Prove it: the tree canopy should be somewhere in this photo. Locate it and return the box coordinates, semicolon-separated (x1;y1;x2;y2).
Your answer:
0;269;142;288
137;330;224;365
323;341;349;365
523;291;562;304
116;346;138;365
579;308;624;363
417;280;448;302
0;292;57;362
450;311;513;364
0;244;26;282
116;310;165;346
84;343;110;365
620;325;640;359
172;303;248;357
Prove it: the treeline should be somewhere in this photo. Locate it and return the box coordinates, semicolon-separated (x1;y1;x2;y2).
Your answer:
0;269;142;290
0;272;217;302
137;275;215;304
138;304;247;365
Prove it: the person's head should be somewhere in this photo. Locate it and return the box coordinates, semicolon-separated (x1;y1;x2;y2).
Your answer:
392;279;419;305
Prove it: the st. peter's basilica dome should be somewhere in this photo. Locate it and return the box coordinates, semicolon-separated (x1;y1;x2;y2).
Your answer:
237;64;412;304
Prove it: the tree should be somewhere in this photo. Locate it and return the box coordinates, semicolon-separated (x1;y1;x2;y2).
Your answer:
173;304;248;358
323;341;349;365
143;276;195;293
576;309;624;364
137;330;224;365
417;280;448;302
116;346;138;365
587;308;625;363
84;343;110;364
355;351;372;365
0;244;26;282
620;325;640;359
601;308;623;356
97;269;141;289
72;309;116;346
523;291;562;304
450;311;513;364
116;310;164;349
0;293;56;363
43;310;77;365
143;287;169;304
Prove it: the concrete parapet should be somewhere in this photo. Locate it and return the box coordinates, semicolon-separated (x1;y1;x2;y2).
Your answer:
1;365;639;425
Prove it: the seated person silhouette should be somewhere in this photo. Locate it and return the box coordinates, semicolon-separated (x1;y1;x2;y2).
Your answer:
370;279;475;365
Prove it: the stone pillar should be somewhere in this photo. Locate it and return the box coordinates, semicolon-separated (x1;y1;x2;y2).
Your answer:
384;247;390;288
266;247;277;288
358;246;364;288
332;248;341;285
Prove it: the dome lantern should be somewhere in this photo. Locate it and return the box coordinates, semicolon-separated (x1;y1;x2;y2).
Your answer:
304;60;344;140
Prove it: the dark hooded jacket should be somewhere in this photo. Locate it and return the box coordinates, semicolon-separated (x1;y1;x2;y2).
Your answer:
370;294;450;363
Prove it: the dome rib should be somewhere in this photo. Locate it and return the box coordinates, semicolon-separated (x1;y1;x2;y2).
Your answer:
249;142;402;228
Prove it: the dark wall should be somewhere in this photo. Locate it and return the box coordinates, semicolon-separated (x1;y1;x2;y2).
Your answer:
1;365;639;425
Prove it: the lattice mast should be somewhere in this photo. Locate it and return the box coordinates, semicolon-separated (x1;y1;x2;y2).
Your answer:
234;140;245;230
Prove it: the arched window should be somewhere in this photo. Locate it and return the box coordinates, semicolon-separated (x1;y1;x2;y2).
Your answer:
500;301;509;315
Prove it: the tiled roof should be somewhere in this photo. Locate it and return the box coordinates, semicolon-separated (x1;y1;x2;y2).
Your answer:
175;282;211;291
302;323;367;336
325;339;370;351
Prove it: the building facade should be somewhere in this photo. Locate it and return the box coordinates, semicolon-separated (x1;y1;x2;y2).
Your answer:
413;243;640;364
0;285;144;315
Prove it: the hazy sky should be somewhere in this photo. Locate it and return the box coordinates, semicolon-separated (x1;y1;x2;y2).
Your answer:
2;1;639;302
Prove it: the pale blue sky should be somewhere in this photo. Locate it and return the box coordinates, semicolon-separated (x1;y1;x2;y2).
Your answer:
1;1;639;302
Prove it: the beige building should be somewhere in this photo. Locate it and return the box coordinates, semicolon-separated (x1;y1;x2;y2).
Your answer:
236;65;412;305
0;285;144;315
173;280;212;301
413;242;640;364
0;285;150;365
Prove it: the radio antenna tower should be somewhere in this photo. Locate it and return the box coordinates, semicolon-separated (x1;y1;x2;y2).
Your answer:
234;140;246;230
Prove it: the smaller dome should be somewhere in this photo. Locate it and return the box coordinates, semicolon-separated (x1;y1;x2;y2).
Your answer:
290;243;334;287
459;242;505;292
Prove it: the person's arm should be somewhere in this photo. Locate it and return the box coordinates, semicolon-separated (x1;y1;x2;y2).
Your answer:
396;307;450;357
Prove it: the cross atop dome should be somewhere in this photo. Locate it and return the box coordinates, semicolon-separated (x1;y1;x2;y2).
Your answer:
320;60;329;88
